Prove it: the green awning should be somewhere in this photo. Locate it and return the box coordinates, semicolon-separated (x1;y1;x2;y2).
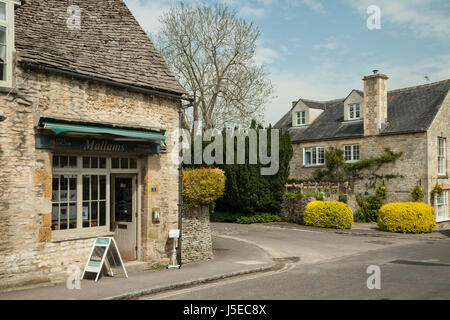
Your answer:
40;121;166;144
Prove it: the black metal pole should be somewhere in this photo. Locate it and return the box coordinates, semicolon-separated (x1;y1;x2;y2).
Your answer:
177;102;193;267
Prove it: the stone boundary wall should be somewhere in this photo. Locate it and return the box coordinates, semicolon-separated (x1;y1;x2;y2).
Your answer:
182;206;213;263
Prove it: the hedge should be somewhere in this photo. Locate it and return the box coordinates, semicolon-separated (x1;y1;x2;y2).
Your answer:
236;213;281;224
304;200;353;229
182;168;226;209
378;202;436;234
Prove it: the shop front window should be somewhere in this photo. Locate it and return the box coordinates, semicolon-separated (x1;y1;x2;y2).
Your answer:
52;175;77;230
82;175;107;228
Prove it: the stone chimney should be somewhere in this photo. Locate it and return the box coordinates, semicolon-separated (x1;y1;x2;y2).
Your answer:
363;70;388;136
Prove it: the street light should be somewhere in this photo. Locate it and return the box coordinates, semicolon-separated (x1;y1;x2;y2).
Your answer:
0;110;6;122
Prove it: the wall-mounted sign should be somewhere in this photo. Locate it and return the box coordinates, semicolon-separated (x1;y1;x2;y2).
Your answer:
81;237;128;282
35;135;160;154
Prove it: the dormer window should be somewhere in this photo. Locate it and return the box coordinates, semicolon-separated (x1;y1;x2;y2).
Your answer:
349;103;361;120
296;111;306;126
0;0;14;88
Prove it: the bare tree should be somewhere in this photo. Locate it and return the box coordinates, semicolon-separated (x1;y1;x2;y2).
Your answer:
155;3;274;132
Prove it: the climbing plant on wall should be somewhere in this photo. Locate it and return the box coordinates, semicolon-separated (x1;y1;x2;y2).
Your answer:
313;147;403;191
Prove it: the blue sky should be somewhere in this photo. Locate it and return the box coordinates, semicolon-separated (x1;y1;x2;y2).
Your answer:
124;0;450;125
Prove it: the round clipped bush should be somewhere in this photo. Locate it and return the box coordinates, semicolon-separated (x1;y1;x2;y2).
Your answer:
378;202;436;234
304;200;353;229
183;168;226;209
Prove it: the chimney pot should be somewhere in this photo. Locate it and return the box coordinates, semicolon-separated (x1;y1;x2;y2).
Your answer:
373;69;379;74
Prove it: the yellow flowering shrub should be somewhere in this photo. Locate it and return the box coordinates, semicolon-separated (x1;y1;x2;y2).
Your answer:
304;200;353;229
378;202;436;234
182;168;226;209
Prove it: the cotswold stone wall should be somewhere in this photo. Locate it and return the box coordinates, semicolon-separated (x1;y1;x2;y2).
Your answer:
182;206;213;263
0;66;180;290
279;197;315;224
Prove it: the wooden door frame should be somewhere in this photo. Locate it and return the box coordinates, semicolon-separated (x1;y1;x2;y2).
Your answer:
111;173;139;260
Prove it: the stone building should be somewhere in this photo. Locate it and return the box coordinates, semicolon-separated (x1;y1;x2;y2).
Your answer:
274;71;450;227
0;0;188;290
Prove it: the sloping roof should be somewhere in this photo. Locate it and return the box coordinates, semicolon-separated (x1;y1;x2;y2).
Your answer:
274;79;450;142
15;0;185;95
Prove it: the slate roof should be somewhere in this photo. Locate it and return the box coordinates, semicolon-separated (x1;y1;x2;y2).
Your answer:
274;79;450;142
14;0;185;95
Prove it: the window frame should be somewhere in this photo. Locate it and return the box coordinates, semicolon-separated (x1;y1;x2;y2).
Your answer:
435;190;449;222
303;146;325;166
296;111;306;126
348;103;361;120
51;154;140;239
344;144;360;162
438;137;446;176
0;0;14;88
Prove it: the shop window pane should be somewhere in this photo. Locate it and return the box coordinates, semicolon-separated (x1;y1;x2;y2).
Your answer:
121;158;128;169
91;202;98;227
83;176;90;200
51;203;59;230
91;157;98;169
91;175;98;200
0;3;5;21
99;175;106;200
69;156;77;168
83;157;90;169
130;158;137;169
69;203;77;229
52;177;59;201
60;156;68;168
82;201;90;227
112;158;119;169
69;176;77;201
99;201;106;226
99;157;106;169
60;176;68;201
60;204;68;230
52;156;59;168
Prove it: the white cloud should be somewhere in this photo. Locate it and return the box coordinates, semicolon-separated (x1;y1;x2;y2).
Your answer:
239;6;265;18
255;44;280;65
346;0;450;40
312;36;349;54
301;0;326;14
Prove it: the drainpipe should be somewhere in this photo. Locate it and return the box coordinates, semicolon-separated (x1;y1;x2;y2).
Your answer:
177;101;193;267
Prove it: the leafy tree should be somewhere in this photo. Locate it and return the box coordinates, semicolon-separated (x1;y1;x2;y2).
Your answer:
155;3;274;133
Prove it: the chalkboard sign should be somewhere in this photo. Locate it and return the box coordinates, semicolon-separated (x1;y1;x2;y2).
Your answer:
81;237;128;282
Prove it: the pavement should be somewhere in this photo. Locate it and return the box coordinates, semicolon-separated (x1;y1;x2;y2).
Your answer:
0;236;275;300
1;221;448;300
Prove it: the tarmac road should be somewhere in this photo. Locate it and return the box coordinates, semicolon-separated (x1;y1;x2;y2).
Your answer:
141;223;450;300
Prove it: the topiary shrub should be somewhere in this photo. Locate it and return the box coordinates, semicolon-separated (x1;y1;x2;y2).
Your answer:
304;200;353;229
183;168;226;209
378;202;436;234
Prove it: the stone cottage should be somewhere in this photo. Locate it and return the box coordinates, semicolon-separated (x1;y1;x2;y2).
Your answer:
0;0;188;290
274;71;450;227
